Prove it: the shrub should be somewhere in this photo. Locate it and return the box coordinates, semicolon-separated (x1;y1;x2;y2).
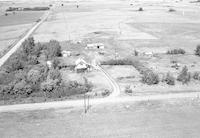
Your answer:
195;45;200;56
141;71;159;85
125;85;133;93
45;40;61;60
83;77;93;92
4;54;25;72
167;49;185;55
177;66;191;84
27;69;41;84
13;80;33;97
165;72;175;85
27;55;38;65
41;79;60;95
102;89;111;96
48;68;62;82
52;58;60;69
64;80;93;96
22;37;35;56
101;59;133;65
138;7;143;11
0;85;14;100
0;71;14;85
15;70;27;82
193;72;200;80
169;8;176;12
134;50;139;56
32;42;44;57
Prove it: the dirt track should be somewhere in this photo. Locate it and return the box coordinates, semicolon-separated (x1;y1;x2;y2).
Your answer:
0;91;200;113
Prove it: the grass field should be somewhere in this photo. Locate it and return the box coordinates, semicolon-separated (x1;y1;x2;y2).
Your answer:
1;98;200;138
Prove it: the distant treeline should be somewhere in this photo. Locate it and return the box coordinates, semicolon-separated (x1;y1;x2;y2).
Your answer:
6;7;50;12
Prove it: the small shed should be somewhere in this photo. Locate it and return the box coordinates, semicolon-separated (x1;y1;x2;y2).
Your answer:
46;61;52;68
143;52;154;57
86;43;105;49
62;50;71;57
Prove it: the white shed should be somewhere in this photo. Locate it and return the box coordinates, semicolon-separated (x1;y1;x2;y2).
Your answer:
86;43;105;49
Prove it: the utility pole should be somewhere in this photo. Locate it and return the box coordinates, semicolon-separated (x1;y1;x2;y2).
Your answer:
84;93;87;113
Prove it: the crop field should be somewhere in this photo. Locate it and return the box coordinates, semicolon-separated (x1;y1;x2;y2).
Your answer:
0;11;44;27
32;0;200;57
0;2;45;57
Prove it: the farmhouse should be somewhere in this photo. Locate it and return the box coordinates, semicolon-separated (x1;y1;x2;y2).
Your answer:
86;43;105;49
75;58;89;73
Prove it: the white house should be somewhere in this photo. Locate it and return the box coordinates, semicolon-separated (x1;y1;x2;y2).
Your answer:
75;58;89;72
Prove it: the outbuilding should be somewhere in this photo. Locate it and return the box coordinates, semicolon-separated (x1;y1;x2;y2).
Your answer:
86;43;105;49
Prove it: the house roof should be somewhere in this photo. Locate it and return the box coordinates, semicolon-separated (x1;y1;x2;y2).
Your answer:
75;58;87;65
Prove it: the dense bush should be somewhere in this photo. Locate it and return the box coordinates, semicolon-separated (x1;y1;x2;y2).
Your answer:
27;69;41;84
45;40;61;60
133;50;139;56
52;58;60;69
48;68;62;82
102;89;111;97
125;85;133;94
0;71;14;84
13;80;33;97
167;49;185;55
141;71;159;85
23;7;50;11
41;79;60;96
177;66;191;84
138;7;143;11
169;8;176;12
192;72;200;80
4;54;26;72
22;37;35;56
195;45;200;56
6;7;49;11
164;72;175;85
32;42;44;57
101;59;133;65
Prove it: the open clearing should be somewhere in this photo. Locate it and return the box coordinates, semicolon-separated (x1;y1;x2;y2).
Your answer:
1;98;200;138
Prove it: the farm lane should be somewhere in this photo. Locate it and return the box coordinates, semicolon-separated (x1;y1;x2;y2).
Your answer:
97;65;121;97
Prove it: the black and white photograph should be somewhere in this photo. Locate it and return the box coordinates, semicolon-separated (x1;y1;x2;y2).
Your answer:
1;0;200;137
